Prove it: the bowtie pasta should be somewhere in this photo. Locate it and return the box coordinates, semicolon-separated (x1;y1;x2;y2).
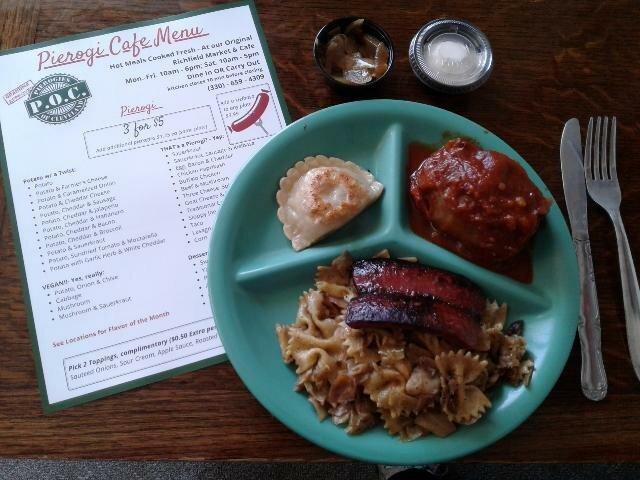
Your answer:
276;251;533;441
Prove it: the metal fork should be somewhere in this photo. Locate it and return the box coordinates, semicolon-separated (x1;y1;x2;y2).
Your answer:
584;116;640;382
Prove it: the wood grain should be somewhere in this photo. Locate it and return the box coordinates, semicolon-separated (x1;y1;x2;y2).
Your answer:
1;0;640;462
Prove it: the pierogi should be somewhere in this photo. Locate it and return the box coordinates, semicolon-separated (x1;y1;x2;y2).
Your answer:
276;155;383;251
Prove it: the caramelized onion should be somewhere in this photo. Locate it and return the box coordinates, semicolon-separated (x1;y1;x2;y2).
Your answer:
322;19;390;85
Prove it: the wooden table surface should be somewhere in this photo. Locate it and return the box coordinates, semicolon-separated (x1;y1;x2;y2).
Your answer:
1;0;639;463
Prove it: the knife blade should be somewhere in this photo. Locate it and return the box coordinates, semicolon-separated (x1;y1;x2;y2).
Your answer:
561;119;589;239
560;118;607;401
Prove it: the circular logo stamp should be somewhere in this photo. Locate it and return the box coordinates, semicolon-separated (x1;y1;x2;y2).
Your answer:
24;74;91;124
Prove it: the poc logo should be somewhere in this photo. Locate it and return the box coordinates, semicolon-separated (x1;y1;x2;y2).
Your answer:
25;74;91;124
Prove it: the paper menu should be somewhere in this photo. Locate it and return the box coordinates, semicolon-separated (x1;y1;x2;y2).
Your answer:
0;1;289;411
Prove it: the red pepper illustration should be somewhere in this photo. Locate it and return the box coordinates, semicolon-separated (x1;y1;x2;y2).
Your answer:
228;89;270;135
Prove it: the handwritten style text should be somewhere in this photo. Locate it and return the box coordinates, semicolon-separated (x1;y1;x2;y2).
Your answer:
36;25;209;71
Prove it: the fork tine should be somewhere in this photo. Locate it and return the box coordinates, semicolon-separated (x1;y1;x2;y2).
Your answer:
594;116;602;180
609;116;617;180
601;117;609;179
584;117;594;180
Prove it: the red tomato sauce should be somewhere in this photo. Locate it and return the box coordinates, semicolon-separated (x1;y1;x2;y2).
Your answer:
407;142;535;284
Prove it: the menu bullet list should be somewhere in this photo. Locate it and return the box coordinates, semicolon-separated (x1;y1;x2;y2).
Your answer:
162;137;230;246
163;138;229;298
25;173;169;325
28;174;126;276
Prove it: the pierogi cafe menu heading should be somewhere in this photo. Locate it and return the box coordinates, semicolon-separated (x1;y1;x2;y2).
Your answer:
0;1;288;411
35;25;210;71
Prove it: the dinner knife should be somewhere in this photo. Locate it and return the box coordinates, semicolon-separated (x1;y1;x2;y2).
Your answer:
560;118;607;401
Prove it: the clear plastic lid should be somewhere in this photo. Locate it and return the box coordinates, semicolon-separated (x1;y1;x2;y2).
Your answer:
409;19;493;93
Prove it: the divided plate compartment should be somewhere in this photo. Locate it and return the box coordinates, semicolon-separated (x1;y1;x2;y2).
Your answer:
208;100;578;465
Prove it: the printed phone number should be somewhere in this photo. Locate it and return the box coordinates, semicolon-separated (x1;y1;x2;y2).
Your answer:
206;74;265;91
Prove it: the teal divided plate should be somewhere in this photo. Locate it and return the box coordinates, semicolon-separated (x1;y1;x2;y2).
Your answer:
208;100;578;465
